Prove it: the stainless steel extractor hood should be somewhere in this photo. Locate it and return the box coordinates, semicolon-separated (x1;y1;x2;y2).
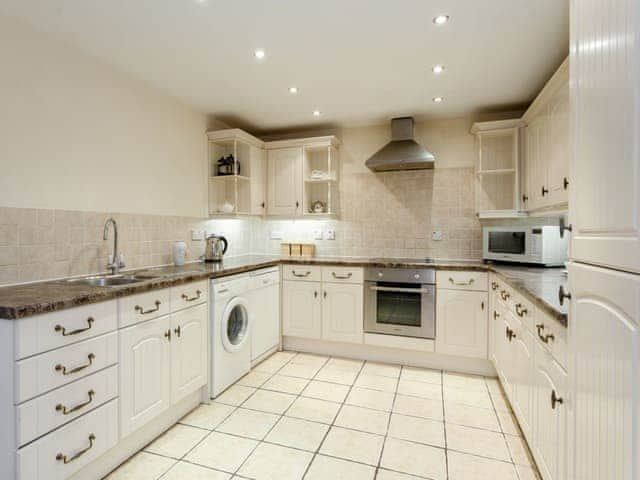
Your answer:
365;117;435;172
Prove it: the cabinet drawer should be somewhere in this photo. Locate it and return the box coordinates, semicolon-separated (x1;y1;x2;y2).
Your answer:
16;365;118;446
533;308;567;370
15;300;117;360
249;269;280;289
437;271;488;291
17;399;118;480
282;265;321;282
16;332;118;404
118;288;170;328
508;290;535;331
321;266;363;284
170;280;208;312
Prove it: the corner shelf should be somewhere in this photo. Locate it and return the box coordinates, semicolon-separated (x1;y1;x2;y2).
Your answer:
302;144;340;217
476;168;516;177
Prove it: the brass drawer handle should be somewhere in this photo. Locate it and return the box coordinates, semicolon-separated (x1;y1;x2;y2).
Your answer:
449;277;474;286
55;353;95;376
536;323;555;343
292;270;311;278
56;390;95;415
332;272;353;279
515;303;528;317
55;317;94;336
56;434;95;464
551;390;563;409
491;281;499;291
181;290;202;302
500;290;510;301
135;300;161;315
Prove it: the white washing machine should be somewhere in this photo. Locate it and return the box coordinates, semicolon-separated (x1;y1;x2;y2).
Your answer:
210;274;252;398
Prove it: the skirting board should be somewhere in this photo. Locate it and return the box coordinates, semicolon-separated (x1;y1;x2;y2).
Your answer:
68;387;204;480
283;337;497;377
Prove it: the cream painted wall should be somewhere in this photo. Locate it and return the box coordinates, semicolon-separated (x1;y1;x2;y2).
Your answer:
0;14;219;218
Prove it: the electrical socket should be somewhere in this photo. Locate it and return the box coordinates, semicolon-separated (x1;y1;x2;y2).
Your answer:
270;230;283;240
325;230;336;240
432;230;443;241
313;230;323;240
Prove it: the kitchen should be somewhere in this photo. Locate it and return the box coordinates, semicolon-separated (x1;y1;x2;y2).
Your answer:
0;1;637;480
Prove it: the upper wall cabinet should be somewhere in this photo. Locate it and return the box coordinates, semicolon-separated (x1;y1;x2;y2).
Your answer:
207;129;266;216
470;119;524;218
266;136;341;218
521;58;569;213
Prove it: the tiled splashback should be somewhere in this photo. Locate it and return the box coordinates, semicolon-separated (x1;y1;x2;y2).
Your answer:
0;207;254;286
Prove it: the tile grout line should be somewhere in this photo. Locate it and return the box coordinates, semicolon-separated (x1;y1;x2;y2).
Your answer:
373;364;402;479
441;369;450;480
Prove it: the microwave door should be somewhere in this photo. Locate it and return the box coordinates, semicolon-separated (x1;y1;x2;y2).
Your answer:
488;231;526;255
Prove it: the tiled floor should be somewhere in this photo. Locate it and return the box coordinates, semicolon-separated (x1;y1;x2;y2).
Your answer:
106;351;541;480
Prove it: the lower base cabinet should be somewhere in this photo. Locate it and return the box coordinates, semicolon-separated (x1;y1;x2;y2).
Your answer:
436;289;488;358
321;282;363;344
282;280;322;339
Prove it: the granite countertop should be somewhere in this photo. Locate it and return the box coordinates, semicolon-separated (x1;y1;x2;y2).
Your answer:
0;255;567;326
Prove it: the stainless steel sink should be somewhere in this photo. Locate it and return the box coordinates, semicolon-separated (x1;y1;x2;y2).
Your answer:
61;273;161;287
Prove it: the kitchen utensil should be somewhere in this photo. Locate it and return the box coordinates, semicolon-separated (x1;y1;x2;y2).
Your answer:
204;234;228;262
310;200;327;213
221;202;234;214
217;154;239;176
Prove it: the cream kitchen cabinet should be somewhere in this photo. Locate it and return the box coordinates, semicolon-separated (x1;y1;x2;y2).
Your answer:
266;147;303;216
321;282;363;344
435;289;488;358
282;280;322;339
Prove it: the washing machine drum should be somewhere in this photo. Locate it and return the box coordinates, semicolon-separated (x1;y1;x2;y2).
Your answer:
221;297;250;353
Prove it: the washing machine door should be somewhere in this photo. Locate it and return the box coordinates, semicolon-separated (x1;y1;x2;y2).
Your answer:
221;296;250;353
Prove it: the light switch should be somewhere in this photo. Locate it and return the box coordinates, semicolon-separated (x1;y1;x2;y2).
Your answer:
325;230;336;240
191;230;204;241
432;230;443;241
313;230;323;240
270;230;283;240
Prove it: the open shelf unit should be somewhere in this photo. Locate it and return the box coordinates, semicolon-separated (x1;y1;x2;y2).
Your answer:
302;143;340;217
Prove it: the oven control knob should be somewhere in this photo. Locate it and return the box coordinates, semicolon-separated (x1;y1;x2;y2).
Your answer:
414;274;421;280
378;272;383;278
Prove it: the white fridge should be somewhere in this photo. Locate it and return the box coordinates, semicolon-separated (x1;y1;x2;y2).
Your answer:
567;1;640;479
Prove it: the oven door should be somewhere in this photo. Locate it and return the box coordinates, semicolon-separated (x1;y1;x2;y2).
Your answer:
364;282;435;339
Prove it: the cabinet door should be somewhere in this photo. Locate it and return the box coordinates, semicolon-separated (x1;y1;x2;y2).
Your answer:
532;342;566;480
570;0;640;273
251;284;281;360
436;290;488;358
546;84;569;206
282;280;321;339
267;147;302;216
567;262;639;480
170;304;207;404
250;145;267;215
526;116;549;210
321;282;363;344
511;318;534;439
119;316;171;437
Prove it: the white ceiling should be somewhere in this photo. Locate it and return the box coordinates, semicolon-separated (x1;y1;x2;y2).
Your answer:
0;0;569;132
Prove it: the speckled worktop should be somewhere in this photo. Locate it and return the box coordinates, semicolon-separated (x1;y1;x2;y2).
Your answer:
0;255;567;326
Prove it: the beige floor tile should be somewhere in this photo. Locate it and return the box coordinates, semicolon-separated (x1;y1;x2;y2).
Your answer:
242;389;296;414
289;352;328;367
320;426;384;466
237;442;313;480
447;451;518;480
302;380;350;403
278;362;322;379
106;452;176;480
361;361;401;378
185;432;257;473
515;463;541;480
315;366;359;385
180;403;236;430
216;408;280;440
396;378;442;400
305;455;376;480
286;396;341;424
237;370;272;388
505;434;535;466
400;366;442;385
375;469;424;480
254;355;292;374
387;413;445;447
380;437;446;480
215;385;257;406
444;387;493;409
443;372;488;391
261;374;309;394
346;387;395;412
325;357;364;371
491;389;513;413
445;402;501;431
497;410;522;436
163;462;231;480
265;416;329;452
446;424;511;461
335;404;390;435
392;394;444;422
144;424;209;459
354;373;398;392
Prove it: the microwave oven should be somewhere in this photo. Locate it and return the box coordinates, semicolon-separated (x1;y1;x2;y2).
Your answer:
482;225;568;266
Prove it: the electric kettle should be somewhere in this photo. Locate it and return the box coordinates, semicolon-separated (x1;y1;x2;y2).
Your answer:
204;234;228;262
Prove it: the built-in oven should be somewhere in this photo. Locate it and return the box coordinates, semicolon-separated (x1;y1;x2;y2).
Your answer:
364;267;436;339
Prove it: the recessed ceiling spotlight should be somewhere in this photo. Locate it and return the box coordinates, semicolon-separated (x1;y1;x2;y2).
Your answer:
288;86;298;94
254;49;265;59
313;110;321;117
433;96;444;103
432;65;445;74
433;15;450;25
